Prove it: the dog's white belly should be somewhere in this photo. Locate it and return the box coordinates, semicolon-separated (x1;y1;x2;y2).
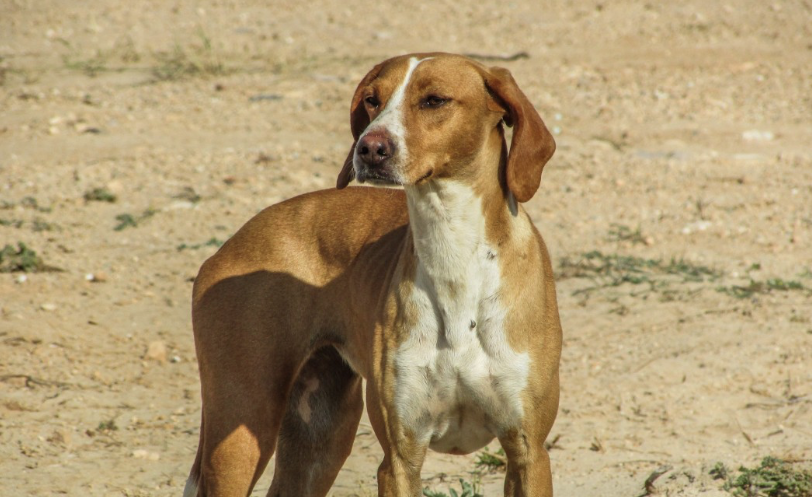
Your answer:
393;249;530;455
394;325;531;454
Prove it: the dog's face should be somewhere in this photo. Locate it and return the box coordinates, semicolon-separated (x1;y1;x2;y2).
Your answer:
337;53;556;202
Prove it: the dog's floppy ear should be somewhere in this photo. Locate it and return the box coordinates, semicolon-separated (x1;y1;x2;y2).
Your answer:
485;66;556;203
337;62;385;189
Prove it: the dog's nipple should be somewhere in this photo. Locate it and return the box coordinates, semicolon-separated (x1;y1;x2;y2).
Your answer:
469;320;477;330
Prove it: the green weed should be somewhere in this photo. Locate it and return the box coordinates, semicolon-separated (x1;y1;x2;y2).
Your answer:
151;29;226;82
712;457;812;497
608;223;647;245
475;448;506;472
62;49;111;77
97;419;119;432
717;279;807;299
60;37;141;77
0;218;24;228
114;208;156;231
558;250;719;296
0;243;59;273
423;478;483;497
177;237;224;251
84;187;118;203
31;219;59;232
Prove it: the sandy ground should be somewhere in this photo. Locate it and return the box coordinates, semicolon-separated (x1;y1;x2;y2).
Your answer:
2;0;811;495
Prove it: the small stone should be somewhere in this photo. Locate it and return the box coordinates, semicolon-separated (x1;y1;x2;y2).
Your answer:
16;274;28;284
742;130;774;142
132;449;160;461
41;303;57;312
144;341;167;363
85;271;107;283
48;428;72;446
170;355;181;363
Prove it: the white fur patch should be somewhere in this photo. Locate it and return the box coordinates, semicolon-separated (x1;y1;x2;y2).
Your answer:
353;56;431;183
395;180;530;454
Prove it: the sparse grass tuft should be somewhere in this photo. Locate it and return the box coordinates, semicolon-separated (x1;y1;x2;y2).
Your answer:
558;250;719;296
97;419;118;432
475;448;506;472
423;478;483;497
62;49;111;77
114;208;156;231
60;37;141;77
0;218;24;228
717;279;807;299
151;29;226;82
608;223;647;245
31;218;59;232
84;187;118;203
0;243;59;273
712;457;812;497
177;237;224;251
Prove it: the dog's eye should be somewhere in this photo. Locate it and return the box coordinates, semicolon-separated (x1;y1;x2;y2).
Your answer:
364;96;380;109
422;95;447;109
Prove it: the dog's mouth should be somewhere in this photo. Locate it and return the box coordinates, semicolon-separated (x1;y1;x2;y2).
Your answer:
356;168;401;186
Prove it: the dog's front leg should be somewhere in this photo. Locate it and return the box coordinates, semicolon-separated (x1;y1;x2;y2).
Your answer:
499;378;559;497
366;383;427;496
500;429;553;497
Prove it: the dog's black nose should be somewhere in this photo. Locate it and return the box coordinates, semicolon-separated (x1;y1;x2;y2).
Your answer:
357;131;395;168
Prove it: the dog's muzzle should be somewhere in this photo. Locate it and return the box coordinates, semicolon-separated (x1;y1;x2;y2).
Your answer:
355;130;399;185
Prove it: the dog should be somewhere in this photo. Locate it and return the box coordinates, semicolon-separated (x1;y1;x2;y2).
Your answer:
184;52;562;497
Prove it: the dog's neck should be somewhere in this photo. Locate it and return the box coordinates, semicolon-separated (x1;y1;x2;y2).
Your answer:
403;130;517;283
405;178;493;277
403;169;517;345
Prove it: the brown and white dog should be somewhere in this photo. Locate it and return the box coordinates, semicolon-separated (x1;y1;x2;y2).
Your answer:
185;52;562;497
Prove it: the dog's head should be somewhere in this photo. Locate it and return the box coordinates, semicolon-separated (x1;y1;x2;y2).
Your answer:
336;53;555;203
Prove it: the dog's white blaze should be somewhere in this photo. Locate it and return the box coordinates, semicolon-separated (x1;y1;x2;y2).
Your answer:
396;180;530;454
354;56;430;182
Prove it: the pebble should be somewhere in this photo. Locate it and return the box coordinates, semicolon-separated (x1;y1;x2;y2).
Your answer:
132;449;160;461
742;130;774;141
144;340;167;363
41;303;57;311
681;221;712;235
85;271;107;283
48;428;72;446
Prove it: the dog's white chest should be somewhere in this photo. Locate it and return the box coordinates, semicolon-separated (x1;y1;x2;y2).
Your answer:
393;244;530;454
392;181;531;454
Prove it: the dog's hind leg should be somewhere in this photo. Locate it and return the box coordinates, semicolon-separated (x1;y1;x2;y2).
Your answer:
190;353;296;497
266;346;364;497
